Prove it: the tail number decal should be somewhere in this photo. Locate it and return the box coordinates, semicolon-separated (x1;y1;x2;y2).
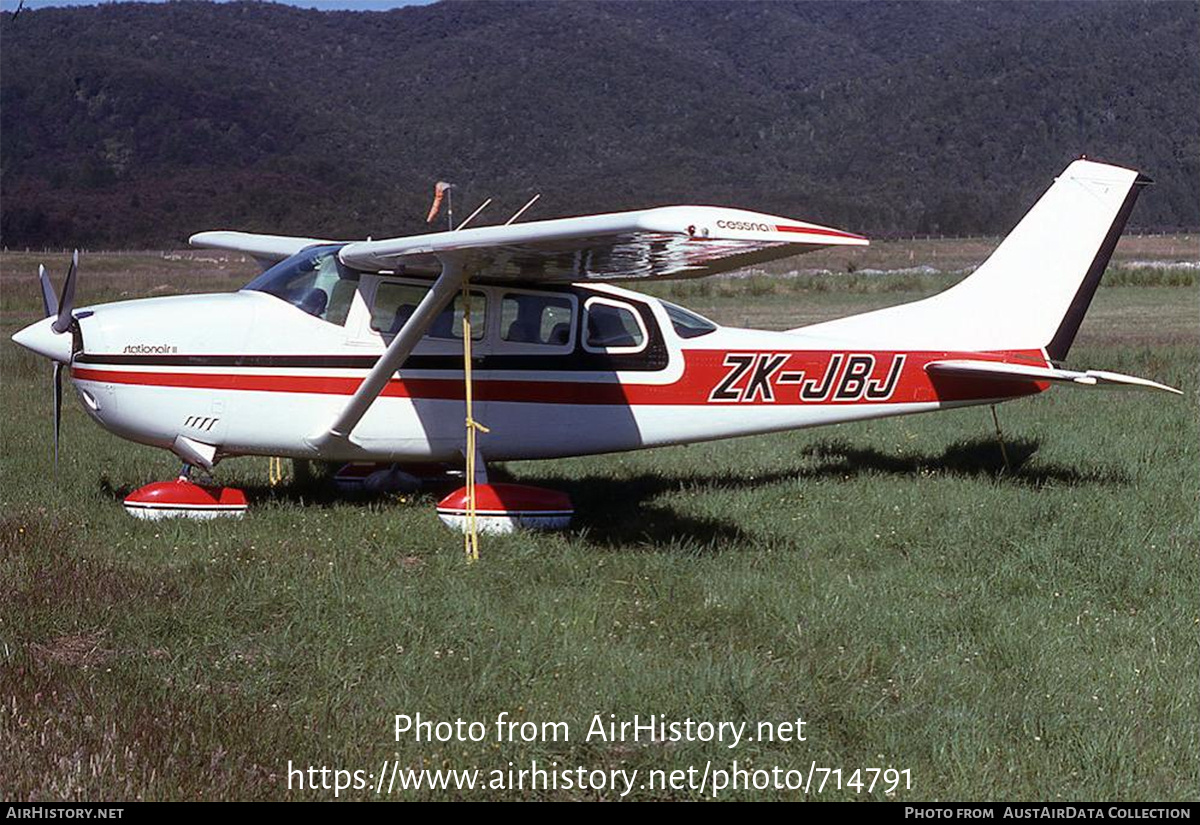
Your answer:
709;353;787;402
709;353;906;403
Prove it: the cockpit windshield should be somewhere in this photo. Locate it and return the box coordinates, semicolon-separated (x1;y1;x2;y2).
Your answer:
661;300;718;338
242;244;360;326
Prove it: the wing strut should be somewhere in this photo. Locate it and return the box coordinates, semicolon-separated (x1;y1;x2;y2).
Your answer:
307;257;464;448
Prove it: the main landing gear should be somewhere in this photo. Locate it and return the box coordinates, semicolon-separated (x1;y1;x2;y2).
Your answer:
434;457;573;535
122;463;248;520
435;483;574;534
334;459;575;534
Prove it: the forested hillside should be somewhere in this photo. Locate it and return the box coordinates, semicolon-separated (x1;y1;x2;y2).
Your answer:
1;0;1197;247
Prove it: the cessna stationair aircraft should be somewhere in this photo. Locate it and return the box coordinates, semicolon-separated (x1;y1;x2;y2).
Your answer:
10;159;1180;532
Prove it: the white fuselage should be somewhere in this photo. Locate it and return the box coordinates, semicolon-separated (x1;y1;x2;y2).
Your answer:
60;276;1036;466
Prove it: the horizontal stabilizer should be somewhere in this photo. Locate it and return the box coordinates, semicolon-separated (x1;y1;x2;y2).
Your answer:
926;360;1182;395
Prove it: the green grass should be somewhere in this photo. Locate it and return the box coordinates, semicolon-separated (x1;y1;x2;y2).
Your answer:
1;250;1197;800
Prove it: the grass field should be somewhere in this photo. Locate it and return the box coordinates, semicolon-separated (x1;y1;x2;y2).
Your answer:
1;238;1197;801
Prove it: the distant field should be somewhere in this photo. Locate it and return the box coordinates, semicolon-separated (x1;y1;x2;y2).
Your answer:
2;233;1196;316
1;239;1196;800
756;232;1200;276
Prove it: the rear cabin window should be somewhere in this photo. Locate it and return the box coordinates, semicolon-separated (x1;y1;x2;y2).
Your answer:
370;282;485;340
584;299;646;351
500;293;574;346
661;300;718;339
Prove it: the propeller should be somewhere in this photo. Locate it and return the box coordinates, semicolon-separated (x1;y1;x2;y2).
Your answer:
51;249;78;334
38;250;80;470
39;264;58;317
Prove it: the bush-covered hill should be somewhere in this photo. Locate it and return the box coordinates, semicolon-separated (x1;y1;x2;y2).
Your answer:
1;0;1197;247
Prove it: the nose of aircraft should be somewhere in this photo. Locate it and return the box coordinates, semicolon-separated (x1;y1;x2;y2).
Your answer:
12;316;74;363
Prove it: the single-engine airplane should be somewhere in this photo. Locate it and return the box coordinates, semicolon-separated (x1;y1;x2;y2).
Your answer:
10;159;1181;531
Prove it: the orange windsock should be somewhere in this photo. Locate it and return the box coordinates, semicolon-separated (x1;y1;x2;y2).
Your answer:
426;181;454;224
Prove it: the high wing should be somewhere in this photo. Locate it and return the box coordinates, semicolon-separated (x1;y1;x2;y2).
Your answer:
307;204;864;447
926;359;1182;394
189;230;338;269
338;206;867;282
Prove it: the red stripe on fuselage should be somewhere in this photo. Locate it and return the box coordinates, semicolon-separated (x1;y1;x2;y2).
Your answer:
71;349;1047;406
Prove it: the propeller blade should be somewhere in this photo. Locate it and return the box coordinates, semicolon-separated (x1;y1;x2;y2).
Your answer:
53;361;63;471
39;264;59;318
51;249;78;334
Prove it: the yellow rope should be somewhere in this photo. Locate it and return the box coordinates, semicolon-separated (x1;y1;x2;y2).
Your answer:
461;274;489;562
268;455;285;487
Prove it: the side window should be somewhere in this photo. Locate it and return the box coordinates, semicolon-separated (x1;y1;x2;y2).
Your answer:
371;282;426;335
324;275;359;327
428;292;487;341
315;252;358;326
370;282;486;340
661;300;717;339
584;298;646;353
500;293;574;346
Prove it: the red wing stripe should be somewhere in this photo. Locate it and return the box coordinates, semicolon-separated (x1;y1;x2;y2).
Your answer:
774;225;867;241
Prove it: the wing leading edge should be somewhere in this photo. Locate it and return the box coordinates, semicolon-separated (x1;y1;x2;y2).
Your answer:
337;206;867;282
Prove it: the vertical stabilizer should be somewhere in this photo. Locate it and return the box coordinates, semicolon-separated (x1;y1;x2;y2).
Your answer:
793;159;1150;356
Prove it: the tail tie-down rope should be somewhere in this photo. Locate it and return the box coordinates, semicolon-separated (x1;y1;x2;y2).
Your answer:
461;274;489;562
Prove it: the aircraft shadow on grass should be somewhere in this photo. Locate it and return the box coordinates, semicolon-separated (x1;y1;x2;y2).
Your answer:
512;471;761;552
97;436;1127;550
508;436;1131;549
794;436;1131;488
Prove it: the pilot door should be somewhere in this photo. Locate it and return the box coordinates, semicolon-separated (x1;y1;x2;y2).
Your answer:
345;275;493;459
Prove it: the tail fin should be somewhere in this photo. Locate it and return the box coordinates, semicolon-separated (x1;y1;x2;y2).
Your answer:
794;159;1150;357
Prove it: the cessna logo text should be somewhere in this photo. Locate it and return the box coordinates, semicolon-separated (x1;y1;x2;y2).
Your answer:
709;353;906;403
122;344;178;354
716;220;772;232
